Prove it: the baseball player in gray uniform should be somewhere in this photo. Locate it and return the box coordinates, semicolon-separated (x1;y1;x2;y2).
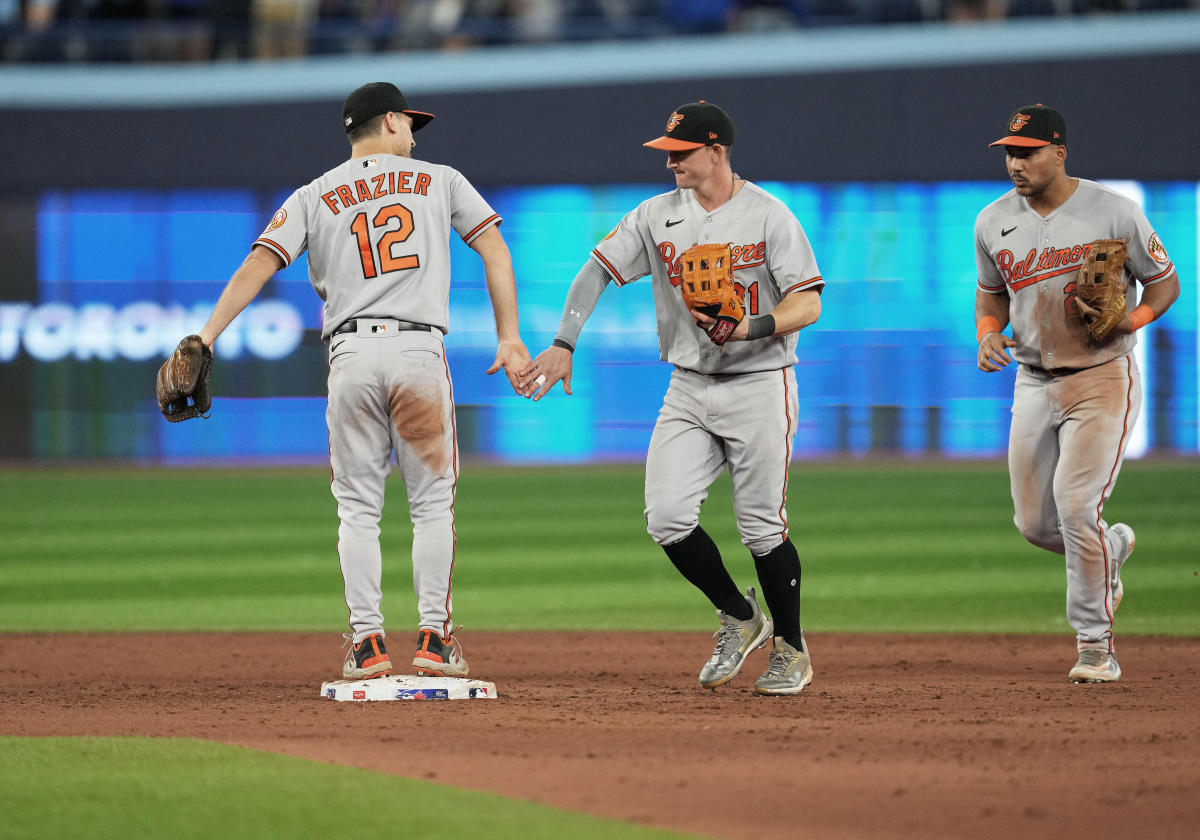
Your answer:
191;82;536;681
532;102;824;695
975;104;1179;683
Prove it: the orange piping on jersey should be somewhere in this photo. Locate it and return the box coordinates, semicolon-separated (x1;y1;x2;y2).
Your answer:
776;369;794;541
1007;264;1078;293
255;237;292;267
462;214;501;242
784;276;822;295
1141;263;1174;284
439;349;460;641
591;249;628;286
977;280;1006;293
1095;354;1135;651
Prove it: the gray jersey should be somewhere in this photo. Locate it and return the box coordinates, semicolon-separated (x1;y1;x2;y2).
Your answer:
255;154;501;339
975;178;1174;370
593;181;823;375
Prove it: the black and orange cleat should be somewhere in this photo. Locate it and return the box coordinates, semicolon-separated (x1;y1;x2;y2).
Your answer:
343;633;391;680
413;628;469;677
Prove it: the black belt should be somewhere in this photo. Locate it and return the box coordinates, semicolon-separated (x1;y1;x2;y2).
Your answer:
332;319;432;336
1025;363;1085;378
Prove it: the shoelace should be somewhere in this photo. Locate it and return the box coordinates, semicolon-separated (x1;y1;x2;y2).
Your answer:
711;618;750;657
761;649;795;679
1077;650;1107;667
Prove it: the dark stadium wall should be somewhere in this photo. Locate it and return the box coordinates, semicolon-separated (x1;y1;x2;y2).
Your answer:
3;53;1198;190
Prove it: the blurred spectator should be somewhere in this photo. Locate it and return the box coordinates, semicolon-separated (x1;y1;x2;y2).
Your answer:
211;0;252;58
253;0;320;57
944;0;1004;20
3;0;1198;63
664;0;734;33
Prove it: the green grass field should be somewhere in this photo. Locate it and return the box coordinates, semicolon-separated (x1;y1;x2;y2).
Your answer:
0;737;693;840
2;460;1197;635
2;460;1197;840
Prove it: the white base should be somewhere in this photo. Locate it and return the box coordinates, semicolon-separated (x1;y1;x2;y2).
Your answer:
320;674;498;701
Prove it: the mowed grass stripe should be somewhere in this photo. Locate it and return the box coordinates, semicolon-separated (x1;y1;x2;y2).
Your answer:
0;737;698;840
1;461;1196;634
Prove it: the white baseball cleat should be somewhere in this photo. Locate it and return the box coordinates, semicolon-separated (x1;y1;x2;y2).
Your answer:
1111;523;1135;612
1070;649;1121;683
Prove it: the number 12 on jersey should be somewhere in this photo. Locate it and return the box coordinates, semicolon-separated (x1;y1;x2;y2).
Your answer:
351;203;420;279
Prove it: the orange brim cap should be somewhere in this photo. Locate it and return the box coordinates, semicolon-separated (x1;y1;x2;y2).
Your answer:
643;136;706;151
404;110;436;132
988;136;1050;147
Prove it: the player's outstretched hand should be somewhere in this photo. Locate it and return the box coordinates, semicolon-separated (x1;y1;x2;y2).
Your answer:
977;332;1017;372
530;346;573;402
487;338;537;397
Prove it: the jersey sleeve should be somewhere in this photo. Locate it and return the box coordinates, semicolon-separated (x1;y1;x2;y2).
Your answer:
591;207;653;286
1120;204;1175;287
763;205;823;296
448;169;501;244
254;187;309;268
974;215;1006;294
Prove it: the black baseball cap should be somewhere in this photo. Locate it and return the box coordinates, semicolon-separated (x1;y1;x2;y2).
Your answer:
342;82;435;134
989;104;1066;148
644;101;735;151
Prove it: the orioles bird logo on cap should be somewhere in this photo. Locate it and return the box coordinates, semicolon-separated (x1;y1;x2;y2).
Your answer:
1009;113;1032;132
666;112;684;132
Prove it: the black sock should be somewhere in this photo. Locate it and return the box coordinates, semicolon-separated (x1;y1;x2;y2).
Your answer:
662;526;751;619
753;539;803;648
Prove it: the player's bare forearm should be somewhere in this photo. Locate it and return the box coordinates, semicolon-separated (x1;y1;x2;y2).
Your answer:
198;246;280;347
471;230;535;393
766;290;821;336
1076;270;1180;338
696;289;820;341
975;289;1016;372
975;288;1011;333
471;227;522;342
1116;271;1180;334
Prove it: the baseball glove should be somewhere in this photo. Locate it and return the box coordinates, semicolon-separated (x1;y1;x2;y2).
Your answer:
678;243;744;345
156;335;213;422
1076;239;1128;342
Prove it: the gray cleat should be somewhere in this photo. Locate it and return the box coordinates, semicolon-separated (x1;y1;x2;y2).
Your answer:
1069;649;1121;683
754;634;814;696
698;587;773;689
1110;523;1135;612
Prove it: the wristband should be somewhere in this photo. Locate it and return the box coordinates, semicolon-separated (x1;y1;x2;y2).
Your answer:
1129;304;1153;331
976;316;1001;342
746;314;776;341
552;338;575;353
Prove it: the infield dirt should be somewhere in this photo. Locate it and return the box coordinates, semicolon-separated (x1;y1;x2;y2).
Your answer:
3;631;1198;840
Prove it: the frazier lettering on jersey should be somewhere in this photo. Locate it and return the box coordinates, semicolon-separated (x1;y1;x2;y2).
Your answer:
659;240;767;286
321;171;433;215
996;241;1095;292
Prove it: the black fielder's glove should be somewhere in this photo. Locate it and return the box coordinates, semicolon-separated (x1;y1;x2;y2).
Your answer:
678;243;744;345
156;335;213;422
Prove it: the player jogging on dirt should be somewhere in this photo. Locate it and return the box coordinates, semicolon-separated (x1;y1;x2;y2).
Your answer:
974;103;1179;683
532;101;825;695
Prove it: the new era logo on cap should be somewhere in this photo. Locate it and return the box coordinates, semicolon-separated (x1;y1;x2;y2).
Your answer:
989;103;1066;148
644;101;735;151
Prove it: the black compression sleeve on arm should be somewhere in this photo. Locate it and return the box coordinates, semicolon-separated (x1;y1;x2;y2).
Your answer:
553;257;612;350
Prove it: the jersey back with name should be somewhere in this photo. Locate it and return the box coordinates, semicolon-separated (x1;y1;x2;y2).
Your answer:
254;154;501;339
